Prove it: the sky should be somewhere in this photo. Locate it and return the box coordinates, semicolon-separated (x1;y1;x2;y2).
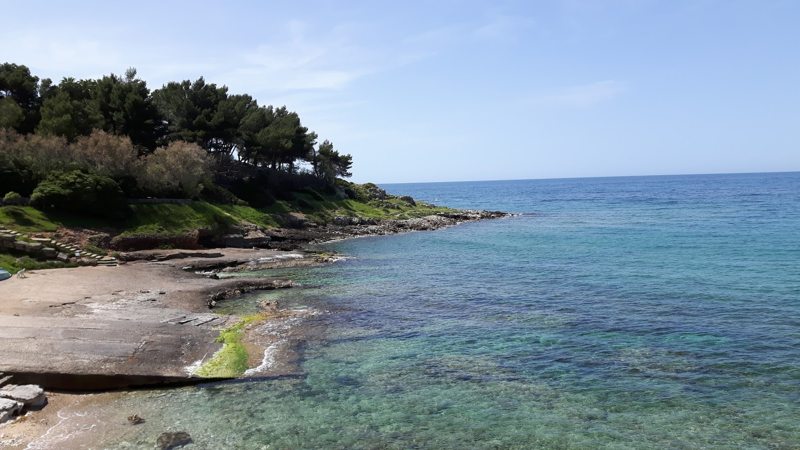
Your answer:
1;0;799;183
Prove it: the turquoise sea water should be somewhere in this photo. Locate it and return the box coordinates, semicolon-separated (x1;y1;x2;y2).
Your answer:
97;173;800;448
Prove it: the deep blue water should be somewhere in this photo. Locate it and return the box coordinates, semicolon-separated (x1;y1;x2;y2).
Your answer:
98;173;800;448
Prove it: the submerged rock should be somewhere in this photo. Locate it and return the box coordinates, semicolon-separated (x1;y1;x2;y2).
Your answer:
156;431;193;449
0;398;23;423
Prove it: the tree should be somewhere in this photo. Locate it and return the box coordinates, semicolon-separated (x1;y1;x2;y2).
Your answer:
238;104;272;165
37;78;102;141
315;140;352;182
1;62;355;192
238;105;318;171
213;93;257;158
0;97;24;129
0;63;47;133
152;77;243;157
92;68;162;151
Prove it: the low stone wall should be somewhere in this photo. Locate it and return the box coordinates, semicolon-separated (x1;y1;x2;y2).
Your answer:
128;198;193;205
0;234;59;260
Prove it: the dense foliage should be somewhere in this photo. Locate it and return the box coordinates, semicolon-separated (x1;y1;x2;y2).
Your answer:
30;170;127;218
0;62;354;203
0;129;211;198
2;191;23;205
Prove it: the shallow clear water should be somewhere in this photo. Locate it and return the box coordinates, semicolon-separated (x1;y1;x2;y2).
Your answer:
99;173;800;449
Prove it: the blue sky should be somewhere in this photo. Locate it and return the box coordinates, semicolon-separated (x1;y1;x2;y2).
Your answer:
2;0;798;182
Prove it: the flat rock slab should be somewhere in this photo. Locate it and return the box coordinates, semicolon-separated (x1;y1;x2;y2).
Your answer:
0;384;46;409
0;314;221;384
0;262;234;389
0;249;304;390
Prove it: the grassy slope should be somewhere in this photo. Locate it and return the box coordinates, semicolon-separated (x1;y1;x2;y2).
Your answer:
1;192;454;235
0;189;456;250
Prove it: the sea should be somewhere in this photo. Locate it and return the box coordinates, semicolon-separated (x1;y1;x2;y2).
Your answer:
47;172;800;448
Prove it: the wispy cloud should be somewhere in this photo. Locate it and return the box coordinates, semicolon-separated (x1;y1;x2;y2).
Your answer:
473;15;536;42
0;29;124;79
216;20;375;93
534;80;627;108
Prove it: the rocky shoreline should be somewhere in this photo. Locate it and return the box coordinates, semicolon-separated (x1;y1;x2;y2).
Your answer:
0;209;508;447
223;209;511;250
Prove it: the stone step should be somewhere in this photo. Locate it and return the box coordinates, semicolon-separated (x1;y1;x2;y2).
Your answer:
0;375;12;387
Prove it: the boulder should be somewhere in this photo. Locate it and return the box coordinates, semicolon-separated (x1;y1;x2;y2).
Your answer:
399;195;416;206
242;229;271;247
218;234;246;248
281;212;308;229
156;431;193;449
0;398;23;423
0;384;47;410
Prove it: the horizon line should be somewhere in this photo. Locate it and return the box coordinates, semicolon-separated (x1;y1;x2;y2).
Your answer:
376;169;800;186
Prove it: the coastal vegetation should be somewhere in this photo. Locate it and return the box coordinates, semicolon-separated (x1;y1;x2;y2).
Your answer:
0;62;461;269
0;62;352;205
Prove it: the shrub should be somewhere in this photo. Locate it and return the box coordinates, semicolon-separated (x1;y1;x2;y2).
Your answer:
70;130;139;180
30;170;127;218
2;191;24;205
0;130;75;183
138;142;211;198
0;129;141;195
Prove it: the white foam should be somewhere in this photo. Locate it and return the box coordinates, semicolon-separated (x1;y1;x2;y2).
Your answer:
257;253;304;262
184;352;209;375
243;340;284;376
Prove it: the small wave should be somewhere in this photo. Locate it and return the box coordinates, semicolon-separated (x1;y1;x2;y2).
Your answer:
243;340;285;376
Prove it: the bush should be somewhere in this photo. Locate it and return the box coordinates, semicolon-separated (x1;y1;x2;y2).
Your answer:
71;130;140;180
0;129;142;195
30;170;127;218
0;129;75;186
2;191;24;205
138;142;211;198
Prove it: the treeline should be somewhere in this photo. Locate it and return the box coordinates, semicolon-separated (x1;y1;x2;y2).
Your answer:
0;63;353;204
